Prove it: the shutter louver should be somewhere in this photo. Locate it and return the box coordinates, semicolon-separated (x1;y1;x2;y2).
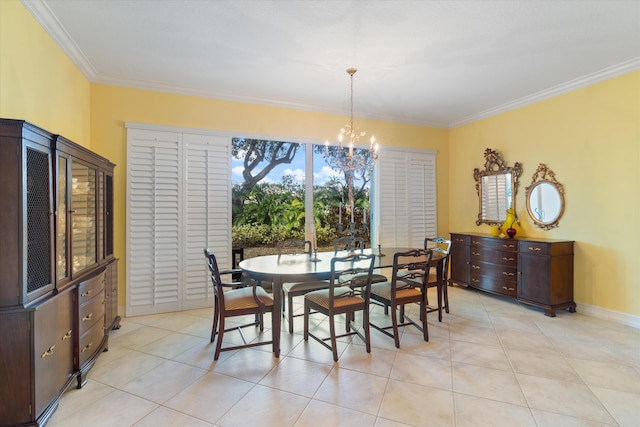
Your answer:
378;147;437;248
126;126;231;316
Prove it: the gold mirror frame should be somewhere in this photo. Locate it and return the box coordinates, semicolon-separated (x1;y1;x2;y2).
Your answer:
474;148;522;226
525;164;565;230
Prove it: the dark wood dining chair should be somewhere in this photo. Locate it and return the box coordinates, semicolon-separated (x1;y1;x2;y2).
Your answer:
424;237;452;315
303;252;376;361
278;239;330;334
204;248;276;360
332;236;388;302
369;248;433;348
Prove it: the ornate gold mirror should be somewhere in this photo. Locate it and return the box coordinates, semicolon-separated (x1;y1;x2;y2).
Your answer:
525;164;565;230
474;148;522;226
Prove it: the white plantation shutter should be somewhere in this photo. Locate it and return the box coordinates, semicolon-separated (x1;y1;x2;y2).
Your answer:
126;125;231;316
378;147;436;248
182;133;231;310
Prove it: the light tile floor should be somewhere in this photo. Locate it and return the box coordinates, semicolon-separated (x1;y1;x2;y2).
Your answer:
47;286;640;427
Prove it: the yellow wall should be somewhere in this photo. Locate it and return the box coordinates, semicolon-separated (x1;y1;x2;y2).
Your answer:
89;85;449;307
0;0;91;144
450;71;640;316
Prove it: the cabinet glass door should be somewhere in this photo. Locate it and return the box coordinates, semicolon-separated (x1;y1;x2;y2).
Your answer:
57;156;68;281
71;162;97;274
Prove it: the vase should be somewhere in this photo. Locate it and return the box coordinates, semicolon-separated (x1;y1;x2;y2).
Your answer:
506;227;517;238
501;208;520;238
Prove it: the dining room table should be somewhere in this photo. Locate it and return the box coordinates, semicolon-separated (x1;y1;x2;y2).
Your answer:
239;246;447;357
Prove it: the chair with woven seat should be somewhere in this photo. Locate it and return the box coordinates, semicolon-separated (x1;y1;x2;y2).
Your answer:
424;237;452;315
369;248;433;348
204;248;276;360
303;252;376;361
278;239;330;334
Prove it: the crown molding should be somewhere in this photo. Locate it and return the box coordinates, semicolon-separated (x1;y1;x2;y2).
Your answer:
450;57;640;128
21;0;97;80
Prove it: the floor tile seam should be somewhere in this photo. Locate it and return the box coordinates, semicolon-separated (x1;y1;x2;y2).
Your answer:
208;381;262;426
512;371;620;425
46;383;121;425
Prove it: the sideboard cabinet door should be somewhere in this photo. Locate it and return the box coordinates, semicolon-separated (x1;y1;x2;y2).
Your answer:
517;240;575;317
449;233;470;286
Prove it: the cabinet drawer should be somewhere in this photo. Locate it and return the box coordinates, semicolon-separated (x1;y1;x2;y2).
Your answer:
78;271;106;305
451;234;470;246
470;261;517;282
471;237;517;252
471;248;517;266
79;319;105;366
79;293;105;334
519;241;550;255
469;273;517;297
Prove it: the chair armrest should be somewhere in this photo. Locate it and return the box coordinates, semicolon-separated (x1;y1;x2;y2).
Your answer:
219;268;242;276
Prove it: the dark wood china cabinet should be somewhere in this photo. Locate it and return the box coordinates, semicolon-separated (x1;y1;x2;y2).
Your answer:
0;119;119;427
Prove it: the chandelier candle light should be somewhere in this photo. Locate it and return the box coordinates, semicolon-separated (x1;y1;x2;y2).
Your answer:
325;68;379;251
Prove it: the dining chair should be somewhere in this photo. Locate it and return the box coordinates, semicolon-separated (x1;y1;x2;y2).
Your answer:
369;248;433;348
303;252;376;361
332;236;388;299
424;237;452;315
278;239;330;334
204;249;276;360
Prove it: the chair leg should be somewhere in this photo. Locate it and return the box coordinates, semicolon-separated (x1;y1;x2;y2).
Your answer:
259;313;264;331
329;315;338;362
443;283;449;313
363;308;371;354
303;301;310;341
211;299;220;343
422;301;429;342
214;316;225;360
288;293;295;334
390;306;400;348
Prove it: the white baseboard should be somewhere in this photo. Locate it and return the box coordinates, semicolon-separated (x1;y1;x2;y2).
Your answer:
576;301;640;329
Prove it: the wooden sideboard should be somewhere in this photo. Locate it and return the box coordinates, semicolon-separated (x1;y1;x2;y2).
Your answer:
450;232;575;317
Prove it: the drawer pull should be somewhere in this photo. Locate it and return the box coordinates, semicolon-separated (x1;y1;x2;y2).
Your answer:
472;241;480;245
472;251;480;256
82;313;93;322
455;238;464;243
81;290;92;297
62;330;72;340
471;278;480;283
41;345;55;358
471;265;480;269
81;342;93;353
502;286;515;291
502;244;515;249
528;247;542;252
502;257;514;261
502;272;515;276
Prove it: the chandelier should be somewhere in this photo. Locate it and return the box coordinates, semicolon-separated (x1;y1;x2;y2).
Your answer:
324;67;379;173
324;68;380;250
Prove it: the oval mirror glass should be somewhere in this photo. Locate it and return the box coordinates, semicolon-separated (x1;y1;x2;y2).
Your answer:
525;164;565;230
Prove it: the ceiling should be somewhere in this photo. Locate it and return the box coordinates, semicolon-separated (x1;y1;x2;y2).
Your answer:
24;0;640;128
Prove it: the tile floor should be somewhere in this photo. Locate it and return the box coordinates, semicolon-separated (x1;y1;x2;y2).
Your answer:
47;286;640;427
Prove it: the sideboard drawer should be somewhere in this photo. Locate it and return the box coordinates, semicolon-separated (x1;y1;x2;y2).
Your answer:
469;260;517;281
471;237;517;252
78;271;105;305
519;241;550;255
471;248;517;266
78;320;105;366
79;293;105;333
469;273;517;297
